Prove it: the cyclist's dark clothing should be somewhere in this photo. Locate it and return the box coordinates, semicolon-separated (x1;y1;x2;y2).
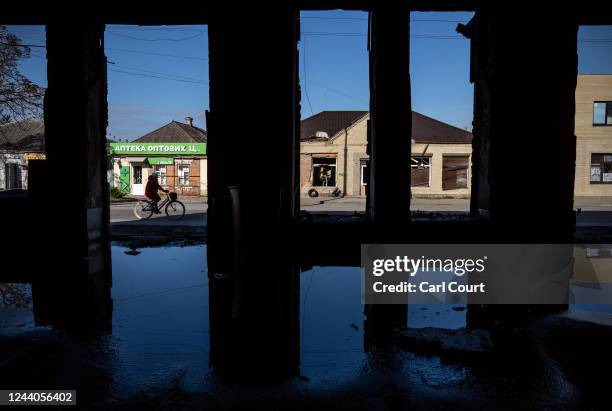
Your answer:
145;175;163;202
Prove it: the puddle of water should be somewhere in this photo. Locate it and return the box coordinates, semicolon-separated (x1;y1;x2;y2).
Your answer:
111;243;210;391
408;305;467;329
299;267;467;386
0;283;37;335
300;266;366;383
569;304;612;314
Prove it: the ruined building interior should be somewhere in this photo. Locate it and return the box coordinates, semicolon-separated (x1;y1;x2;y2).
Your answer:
1;2;612;409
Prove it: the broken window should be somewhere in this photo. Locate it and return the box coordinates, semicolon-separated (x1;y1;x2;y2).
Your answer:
442;156;469;190
594;102;612;125
411;156;431;188
312;157;336;187
590;154;612;183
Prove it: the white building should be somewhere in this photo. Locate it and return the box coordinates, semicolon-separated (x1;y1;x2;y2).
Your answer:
0;119;45;191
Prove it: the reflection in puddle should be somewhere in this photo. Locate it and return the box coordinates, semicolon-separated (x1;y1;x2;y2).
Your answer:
0;283;36;335
0;283;32;308
408;305;466;329
569;304;612;314
5;246;602;404
111;243;210;391
299;266;468;384
300;266;365;383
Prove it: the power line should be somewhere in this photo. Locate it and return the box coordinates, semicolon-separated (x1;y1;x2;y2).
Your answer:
108;69;208;85
301;32;314;116
106;47;207;61
106;26;206;32
6;36;612;52
106;30;206;42
108;62;207;82
307;80;368;105
302;16;468;23
301;31;467;39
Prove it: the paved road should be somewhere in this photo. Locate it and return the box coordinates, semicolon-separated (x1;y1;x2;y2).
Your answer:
300;197;471;212
110;196;612;228
111;197;207;227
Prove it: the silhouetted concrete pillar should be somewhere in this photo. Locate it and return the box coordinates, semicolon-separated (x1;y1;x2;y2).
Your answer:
467;10;578;328
31;23;112;331
207;7;300;380
365;9;411;343
470;10;577;242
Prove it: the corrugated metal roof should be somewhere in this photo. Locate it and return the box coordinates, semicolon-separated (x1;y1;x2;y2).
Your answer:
0;119;45;152
133;120;207;143
300;111;472;144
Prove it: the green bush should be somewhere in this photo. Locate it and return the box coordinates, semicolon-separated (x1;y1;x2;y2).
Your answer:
110;186;125;199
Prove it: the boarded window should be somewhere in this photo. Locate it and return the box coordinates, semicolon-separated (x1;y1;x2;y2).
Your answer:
411;157;431;187
442;156;469;190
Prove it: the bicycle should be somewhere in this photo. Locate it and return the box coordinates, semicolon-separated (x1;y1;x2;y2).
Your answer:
133;192;186;221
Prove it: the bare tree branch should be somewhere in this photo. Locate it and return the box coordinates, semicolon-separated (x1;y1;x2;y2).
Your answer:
0;25;45;125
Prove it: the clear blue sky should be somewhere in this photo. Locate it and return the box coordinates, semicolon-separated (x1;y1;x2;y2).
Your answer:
6;15;612;140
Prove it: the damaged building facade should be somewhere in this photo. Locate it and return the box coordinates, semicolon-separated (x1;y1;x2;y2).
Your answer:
110;117;208;196
300;111;473;197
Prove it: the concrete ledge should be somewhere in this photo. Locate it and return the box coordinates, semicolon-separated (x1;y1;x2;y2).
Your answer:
109;224;206;242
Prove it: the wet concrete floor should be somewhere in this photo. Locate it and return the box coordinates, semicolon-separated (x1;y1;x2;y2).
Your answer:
1;243;611;409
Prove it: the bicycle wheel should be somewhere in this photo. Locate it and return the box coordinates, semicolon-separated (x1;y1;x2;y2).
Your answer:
133;201;154;220
165;200;185;220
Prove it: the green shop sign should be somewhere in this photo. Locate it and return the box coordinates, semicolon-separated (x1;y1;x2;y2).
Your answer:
147;157;174;165
110;142;206;156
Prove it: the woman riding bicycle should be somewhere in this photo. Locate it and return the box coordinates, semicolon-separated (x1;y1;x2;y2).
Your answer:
145;171;168;213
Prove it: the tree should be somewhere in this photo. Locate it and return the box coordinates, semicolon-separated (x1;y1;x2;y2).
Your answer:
0;25;45;125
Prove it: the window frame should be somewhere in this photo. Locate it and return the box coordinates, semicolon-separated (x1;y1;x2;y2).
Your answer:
590;153;612;184
177;163;191;186
442;155;470;190
593;101;612;126
360;159;369;186
132;165;142;185
311;157;337;187
153;164;167;186
410;156;432;188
